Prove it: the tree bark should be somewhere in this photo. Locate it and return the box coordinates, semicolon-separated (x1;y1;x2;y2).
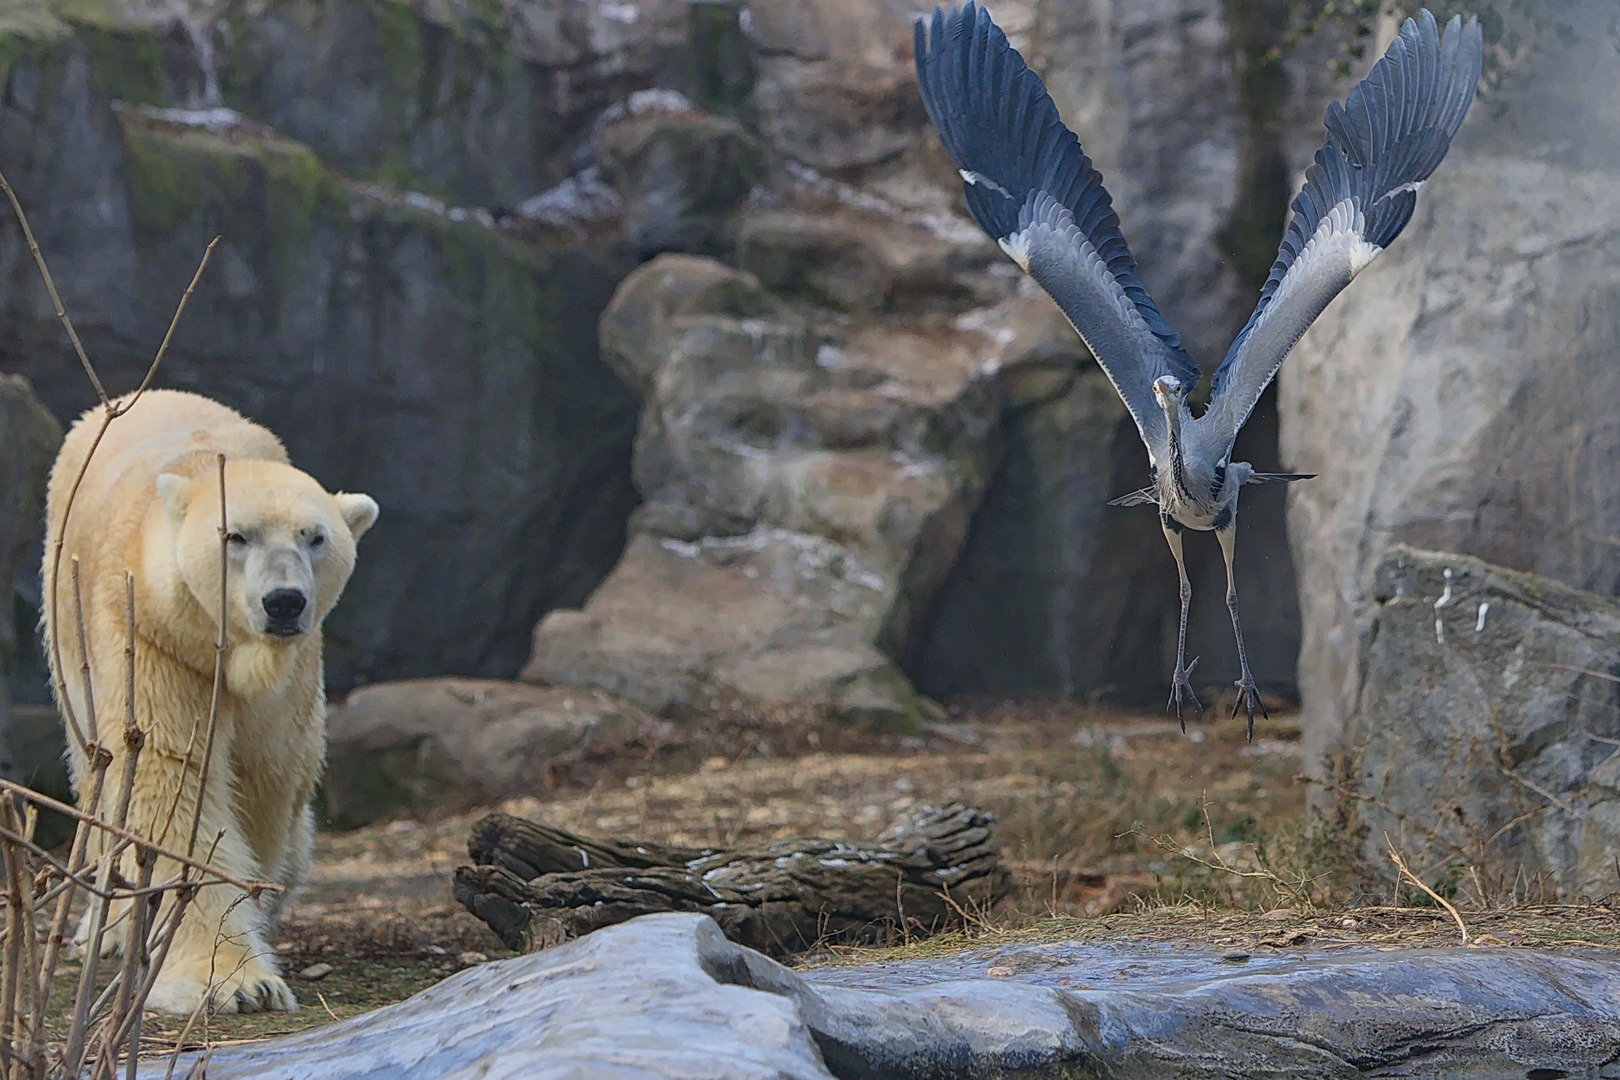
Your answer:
453;802;1011;956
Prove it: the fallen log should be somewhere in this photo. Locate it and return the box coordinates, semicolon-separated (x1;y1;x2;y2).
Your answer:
453;802;1011;956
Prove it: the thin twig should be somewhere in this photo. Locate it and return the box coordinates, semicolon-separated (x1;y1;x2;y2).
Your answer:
0;781;278;900
0;163;107;405
1386;833;1470;945
72;556;100;751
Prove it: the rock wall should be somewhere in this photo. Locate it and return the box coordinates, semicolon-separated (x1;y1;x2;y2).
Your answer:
0;374;61;787
0;4;641;693
0;0;1377;719
522;251;1025;728
1282;0;1620;770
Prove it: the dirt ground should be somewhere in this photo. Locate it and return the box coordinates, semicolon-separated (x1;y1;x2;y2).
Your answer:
43;696;1620;1054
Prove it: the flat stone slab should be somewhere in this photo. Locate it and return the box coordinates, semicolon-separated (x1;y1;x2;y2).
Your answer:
142;913;1620;1079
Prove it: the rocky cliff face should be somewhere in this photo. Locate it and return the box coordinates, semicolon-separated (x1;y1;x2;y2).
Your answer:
0;375;61;787
0;0;1366;720
1281;0;1620;770
0;2;644;693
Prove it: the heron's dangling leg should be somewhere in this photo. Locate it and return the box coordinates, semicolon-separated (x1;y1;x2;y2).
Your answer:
1216;521;1268;742
1161;514;1200;730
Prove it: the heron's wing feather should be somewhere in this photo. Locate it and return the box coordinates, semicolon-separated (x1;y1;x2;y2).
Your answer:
1107;486;1159;507
1199;9;1482;448
914;1;1200;453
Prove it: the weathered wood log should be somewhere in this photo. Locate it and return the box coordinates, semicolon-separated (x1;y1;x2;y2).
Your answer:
453;802;1011;956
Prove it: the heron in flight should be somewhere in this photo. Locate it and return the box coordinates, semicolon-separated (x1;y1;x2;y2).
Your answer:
914;4;1482;736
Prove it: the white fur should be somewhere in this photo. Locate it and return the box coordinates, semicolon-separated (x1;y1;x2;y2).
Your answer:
43;389;376;1016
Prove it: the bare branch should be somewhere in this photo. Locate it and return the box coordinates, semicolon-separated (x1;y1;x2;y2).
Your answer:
0;780;279;900
1386;832;1470;945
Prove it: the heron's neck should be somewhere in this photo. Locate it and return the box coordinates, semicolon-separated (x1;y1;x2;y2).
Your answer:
1161;403;1195;503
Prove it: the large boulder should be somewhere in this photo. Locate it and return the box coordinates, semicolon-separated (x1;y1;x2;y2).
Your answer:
523;253;1025;728
322;678;656;829
596;97;767;256
0;374;62;788
147;911;1620;1079
1350;545;1620;900
1281;1;1620;771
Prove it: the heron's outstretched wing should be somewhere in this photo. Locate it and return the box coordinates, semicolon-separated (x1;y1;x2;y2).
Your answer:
1199;9;1482;449
914;1;1200;455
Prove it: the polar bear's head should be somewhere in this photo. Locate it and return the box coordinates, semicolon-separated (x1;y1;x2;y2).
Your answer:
155;460;379;645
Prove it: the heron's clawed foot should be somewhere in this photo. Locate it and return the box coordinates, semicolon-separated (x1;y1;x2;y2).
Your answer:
1232;672;1269;742
1168;656;1201;731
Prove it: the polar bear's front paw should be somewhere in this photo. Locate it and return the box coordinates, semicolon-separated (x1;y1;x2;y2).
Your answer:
144;955;299;1015
224;966;299;1014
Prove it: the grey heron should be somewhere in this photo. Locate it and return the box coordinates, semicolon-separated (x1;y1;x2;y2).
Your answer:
914;4;1482;736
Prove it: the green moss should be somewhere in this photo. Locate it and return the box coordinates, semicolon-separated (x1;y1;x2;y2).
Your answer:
120;127;206;238
119;116;344;278
1216;0;1293;299
369;0;426;97
377;153;420;192
0;32;40;88
0;3;70;42
68;21;171;105
260;138;345;295
45;0;123;28
687;0;756;114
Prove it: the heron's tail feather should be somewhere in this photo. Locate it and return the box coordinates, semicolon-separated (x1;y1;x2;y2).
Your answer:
1245;472;1317;485
1107;487;1159;506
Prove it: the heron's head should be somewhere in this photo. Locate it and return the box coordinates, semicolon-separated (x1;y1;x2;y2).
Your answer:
1151;375;1182;408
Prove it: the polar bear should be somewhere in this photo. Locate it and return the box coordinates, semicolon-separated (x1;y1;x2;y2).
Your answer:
42;389;377;1015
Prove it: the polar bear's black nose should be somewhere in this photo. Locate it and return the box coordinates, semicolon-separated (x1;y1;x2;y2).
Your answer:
263;588;307;630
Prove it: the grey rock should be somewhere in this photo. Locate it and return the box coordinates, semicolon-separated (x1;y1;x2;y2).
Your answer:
0;375;62;787
740;0;928;179
597;106;767;255
216;0;689;206
322;679;656;830
0;30;639;694
912;363;1172;697
524;532;936;729
146;911;1620;1079
597;253;780;397
1346;545;1620;899
524;253;1021;727
1282;1;1620;774
731;206;1014;315
0;705;69;812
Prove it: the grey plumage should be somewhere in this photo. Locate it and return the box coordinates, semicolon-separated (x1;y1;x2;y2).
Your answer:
914;3;1482;736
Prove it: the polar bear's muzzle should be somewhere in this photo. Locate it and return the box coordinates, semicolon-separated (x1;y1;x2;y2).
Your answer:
262;588;308;638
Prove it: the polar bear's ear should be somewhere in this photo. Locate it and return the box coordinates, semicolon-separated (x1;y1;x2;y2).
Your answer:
336;493;379;541
155;473;194;527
